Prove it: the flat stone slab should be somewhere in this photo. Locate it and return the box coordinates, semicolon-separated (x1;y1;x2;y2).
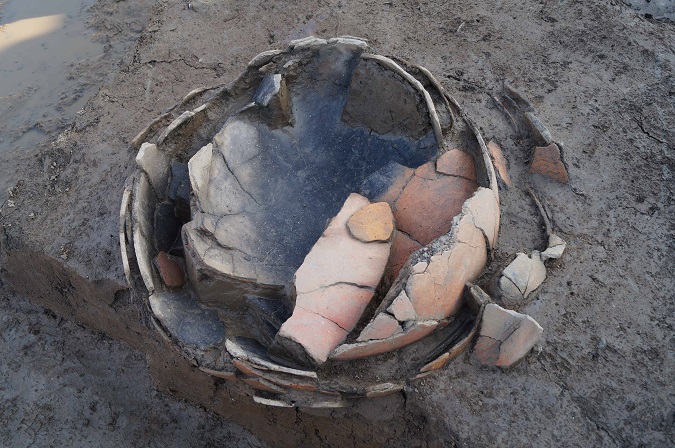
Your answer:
472;303;543;368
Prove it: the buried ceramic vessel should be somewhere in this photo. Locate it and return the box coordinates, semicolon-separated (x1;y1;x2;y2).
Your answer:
121;36;543;408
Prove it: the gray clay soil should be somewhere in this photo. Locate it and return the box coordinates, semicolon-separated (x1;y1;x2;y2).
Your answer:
1;0;673;447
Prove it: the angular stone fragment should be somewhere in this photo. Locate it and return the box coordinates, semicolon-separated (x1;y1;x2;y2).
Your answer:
346;202;394;242
435;148;477;181
153;251;185;289
330;321;438;361
472;303;543;368
357;314;402;341
486;140;512;187
136;143;171;194
529;143;569;184
387;290;417;322
406;215;487;320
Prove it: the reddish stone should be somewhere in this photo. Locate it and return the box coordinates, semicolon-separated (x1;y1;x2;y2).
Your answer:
393;167;478;245
384;231;422;284
435;148;477;181
277;306;348;364
406;215;487;320
529;143;569;184
330;321;438;361
357;313;402;341
153;251;185;288
487;141;512;187
346;202;394;242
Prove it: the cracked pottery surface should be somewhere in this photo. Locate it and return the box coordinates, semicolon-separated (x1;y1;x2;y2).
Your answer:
120;36;551;408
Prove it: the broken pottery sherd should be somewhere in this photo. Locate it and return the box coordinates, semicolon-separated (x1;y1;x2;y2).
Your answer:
435;148;477;181
357;314;403;342
330;321;439;361
272;193;392;365
529;143;569;184
346;202;395;243
486;140;512;188
387;290;417;322
153;251;185;289
541;234;567;260
472;303;543;368
365;383;404;398
405;214;487;320
149;290;225;350
494;251;547;308
136;142;171;194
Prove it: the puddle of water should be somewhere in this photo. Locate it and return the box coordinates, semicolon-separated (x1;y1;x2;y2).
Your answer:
0;0;103;154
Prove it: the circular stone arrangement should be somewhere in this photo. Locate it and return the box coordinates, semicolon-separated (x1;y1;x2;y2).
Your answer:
121;36;504;408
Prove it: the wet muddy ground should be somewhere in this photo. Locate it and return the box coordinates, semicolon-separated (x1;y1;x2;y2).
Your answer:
0;0;673;447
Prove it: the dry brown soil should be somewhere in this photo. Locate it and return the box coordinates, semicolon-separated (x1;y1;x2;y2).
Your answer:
1;0;673;447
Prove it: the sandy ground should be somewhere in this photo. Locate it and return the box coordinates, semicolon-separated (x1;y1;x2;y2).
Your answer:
0;0;673;447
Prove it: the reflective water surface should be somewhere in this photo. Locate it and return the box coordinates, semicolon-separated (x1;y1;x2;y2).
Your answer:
0;0;102;153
